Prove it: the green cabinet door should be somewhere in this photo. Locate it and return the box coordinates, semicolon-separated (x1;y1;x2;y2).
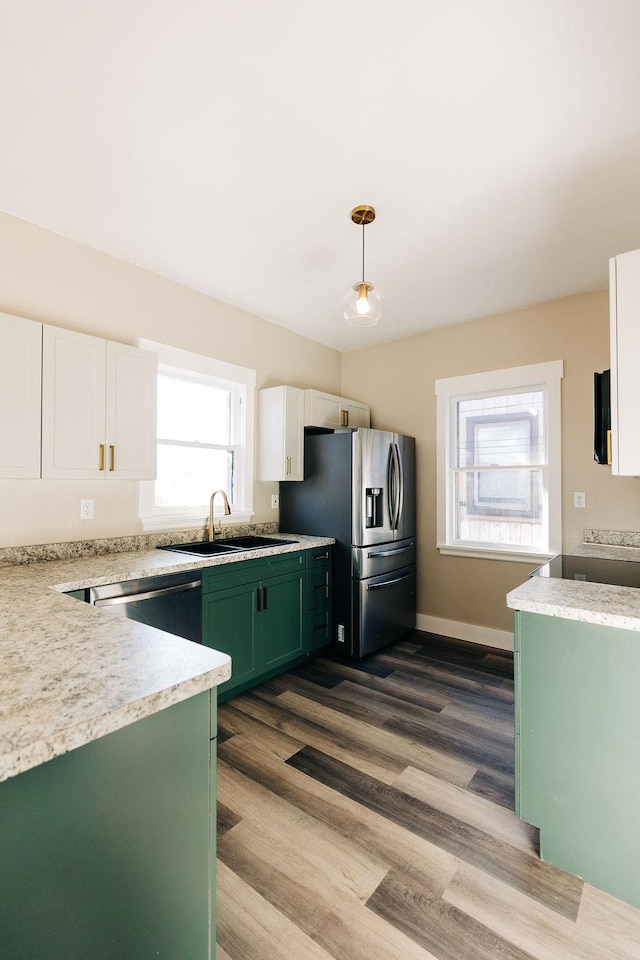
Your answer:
261;570;304;670
0;692;213;960
202;580;260;695
304;546;332;654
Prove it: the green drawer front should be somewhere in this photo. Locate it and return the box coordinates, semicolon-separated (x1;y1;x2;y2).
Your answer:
306;608;330;653
306;565;331;611
306;545;332;567
202;550;303;593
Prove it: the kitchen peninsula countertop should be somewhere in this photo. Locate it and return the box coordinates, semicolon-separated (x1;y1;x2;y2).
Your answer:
507;542;640;631
0;534;332;784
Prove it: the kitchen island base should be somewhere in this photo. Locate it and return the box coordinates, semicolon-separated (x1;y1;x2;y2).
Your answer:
515;610;640;909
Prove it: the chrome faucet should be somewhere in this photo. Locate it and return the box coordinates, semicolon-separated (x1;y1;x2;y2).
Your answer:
208;489;231;542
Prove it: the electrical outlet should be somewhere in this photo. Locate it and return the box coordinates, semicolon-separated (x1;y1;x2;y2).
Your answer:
80;499;94;520
271;494;279;509
573;492;586;509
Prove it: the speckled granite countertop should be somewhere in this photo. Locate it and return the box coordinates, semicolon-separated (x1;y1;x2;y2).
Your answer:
0;534;332;784
507;542;640;631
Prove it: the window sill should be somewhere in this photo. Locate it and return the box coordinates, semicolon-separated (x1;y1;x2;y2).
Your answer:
437;543;556;564
141;510;254;533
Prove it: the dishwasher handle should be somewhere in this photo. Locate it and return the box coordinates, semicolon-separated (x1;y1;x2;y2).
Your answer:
92;579;201;607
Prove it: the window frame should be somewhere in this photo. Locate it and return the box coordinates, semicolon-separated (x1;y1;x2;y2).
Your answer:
435;360;563;563
138;339;255;532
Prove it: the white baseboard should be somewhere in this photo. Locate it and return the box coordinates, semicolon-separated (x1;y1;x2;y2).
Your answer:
416;613;513;652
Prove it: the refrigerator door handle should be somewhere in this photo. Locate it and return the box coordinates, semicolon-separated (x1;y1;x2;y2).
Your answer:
367;570;414;590
388;442;402;530
387;443;396;528
394;441;404;529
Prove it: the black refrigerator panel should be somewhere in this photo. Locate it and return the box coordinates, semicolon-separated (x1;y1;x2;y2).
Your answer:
279;431;353;542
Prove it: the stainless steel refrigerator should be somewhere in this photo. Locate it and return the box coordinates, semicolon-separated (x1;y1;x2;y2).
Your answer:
279;427;416;658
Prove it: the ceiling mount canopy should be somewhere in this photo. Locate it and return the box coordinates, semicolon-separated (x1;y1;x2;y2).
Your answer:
341;204;383;327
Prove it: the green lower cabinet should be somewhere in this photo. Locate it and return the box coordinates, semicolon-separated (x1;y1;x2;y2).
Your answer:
203;555;306;701
515;610;640;908
0;692;216;959
203;547;332;701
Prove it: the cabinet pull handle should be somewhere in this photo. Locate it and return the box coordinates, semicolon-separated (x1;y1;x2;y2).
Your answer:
256;588;262;612
312;552;329;561
262;586;268;610
286;455;291;476
99;444;105;471
607;429;612;466
109;445;115;472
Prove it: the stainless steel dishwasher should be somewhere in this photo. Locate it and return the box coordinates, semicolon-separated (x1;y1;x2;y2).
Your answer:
85;568;202;644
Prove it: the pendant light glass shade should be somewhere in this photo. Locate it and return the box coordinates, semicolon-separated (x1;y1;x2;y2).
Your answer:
342;204;383;327
341;281;384;326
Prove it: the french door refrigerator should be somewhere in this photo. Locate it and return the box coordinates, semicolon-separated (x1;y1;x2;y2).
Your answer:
279;428;416;658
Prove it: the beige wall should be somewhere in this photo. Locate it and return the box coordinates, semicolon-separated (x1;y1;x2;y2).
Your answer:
0;212;341;547
341;289;640;634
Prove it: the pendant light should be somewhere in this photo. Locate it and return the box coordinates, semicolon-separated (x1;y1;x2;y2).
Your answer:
341;204;383;327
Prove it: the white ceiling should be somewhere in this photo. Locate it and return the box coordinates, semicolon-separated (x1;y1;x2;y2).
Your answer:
1;1;640;351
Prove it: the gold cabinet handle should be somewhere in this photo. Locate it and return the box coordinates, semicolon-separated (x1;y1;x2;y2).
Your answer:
607;429;612;466
109;445;115;472
340;409;349;427
99;444;105;471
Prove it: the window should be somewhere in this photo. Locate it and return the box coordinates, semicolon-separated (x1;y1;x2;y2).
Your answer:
436;361;563;562
138;340;255;531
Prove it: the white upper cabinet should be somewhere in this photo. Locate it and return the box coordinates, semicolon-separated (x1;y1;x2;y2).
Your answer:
610;249;640;476
258;385;304;481
42;326;157;480
0;312;42;479
105;341;158;480
303;389;370;430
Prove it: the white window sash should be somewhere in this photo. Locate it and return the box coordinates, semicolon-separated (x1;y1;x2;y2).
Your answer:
436;360;563;562
138;339;255;532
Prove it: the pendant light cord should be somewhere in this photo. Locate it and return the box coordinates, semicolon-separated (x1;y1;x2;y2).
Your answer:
361;224;365;283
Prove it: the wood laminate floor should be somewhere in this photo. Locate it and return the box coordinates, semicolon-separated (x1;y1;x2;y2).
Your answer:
215;632;640;960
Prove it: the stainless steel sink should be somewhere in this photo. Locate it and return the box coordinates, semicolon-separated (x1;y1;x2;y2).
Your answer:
158;536;297;557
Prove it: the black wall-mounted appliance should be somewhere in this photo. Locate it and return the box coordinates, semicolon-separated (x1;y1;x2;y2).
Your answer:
594;369;611;465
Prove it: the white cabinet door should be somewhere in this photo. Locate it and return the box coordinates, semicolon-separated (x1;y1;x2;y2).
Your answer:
258;385;304;481
304;390;342;429
0;312;42;479
42;327;157;481
341;398;370;428
42;326;106;479
106;342;157;480
610;249;640;476
304;389;370;429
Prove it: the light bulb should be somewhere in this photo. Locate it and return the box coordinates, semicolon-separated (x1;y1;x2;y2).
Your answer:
355;283;371;315
341;281;384;327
